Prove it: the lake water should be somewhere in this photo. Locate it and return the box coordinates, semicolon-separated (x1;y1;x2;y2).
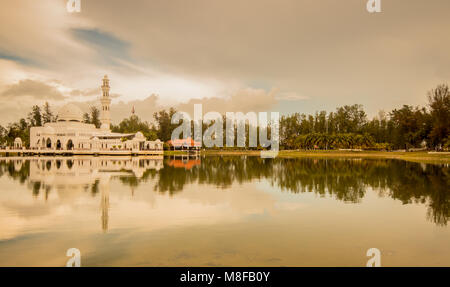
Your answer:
0;155;449;266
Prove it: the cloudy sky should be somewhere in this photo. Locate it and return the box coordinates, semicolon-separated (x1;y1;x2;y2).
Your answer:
0;0;449;125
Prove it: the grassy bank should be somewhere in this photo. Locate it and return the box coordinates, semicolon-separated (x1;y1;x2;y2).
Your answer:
163;150;191;156
201;150;450;164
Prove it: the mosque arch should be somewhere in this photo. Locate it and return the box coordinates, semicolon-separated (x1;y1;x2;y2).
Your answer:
46;138;52;148
56;140;61;150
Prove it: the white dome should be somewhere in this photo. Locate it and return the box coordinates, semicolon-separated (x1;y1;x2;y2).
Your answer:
135;131;144;139
57;104;83;122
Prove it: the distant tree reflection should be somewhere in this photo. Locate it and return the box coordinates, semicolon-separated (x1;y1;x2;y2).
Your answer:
0;156;448;226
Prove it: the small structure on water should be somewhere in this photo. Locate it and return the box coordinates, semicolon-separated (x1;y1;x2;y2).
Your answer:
168;137;201;151
14;138;23;149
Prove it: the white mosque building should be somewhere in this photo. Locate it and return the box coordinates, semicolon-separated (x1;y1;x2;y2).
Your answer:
27;75;163;155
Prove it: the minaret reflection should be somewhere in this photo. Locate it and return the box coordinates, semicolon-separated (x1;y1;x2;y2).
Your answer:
100;177;110;233
18;156;163;232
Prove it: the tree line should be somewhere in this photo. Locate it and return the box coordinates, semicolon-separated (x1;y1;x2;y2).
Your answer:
280;84;450;150
0;102;56;147
1;84;448;151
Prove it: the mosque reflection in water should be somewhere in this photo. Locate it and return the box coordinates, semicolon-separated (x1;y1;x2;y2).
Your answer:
5;156;165;232
0;155;449;230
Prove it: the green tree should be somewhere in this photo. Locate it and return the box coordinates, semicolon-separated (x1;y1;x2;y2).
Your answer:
42;102;54;123
0;125;7;146
82;112;91;124
6;118;30;147
153;108;177;142
390;105;428;149
280;113;301;149
428;84;450;149
314;111;327;133
334;104;367;133
28;105;42;127
90;107;101;128
111;114;157;140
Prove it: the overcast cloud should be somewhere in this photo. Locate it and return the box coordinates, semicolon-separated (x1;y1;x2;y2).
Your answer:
0;0;449;125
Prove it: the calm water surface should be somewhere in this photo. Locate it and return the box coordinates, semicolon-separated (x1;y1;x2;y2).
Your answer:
0;155;449;266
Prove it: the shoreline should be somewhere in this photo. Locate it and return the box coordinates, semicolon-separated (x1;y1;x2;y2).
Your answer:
1;149;448;164
200;150;450;164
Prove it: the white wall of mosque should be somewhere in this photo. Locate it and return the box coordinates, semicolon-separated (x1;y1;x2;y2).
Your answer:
29;128;163;151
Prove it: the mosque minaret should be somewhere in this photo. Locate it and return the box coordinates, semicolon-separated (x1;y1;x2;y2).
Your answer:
100;75;112;130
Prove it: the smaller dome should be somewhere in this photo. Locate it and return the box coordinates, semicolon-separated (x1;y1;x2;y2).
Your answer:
135;132;144;139
57;104;83;122
14;137;22;149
